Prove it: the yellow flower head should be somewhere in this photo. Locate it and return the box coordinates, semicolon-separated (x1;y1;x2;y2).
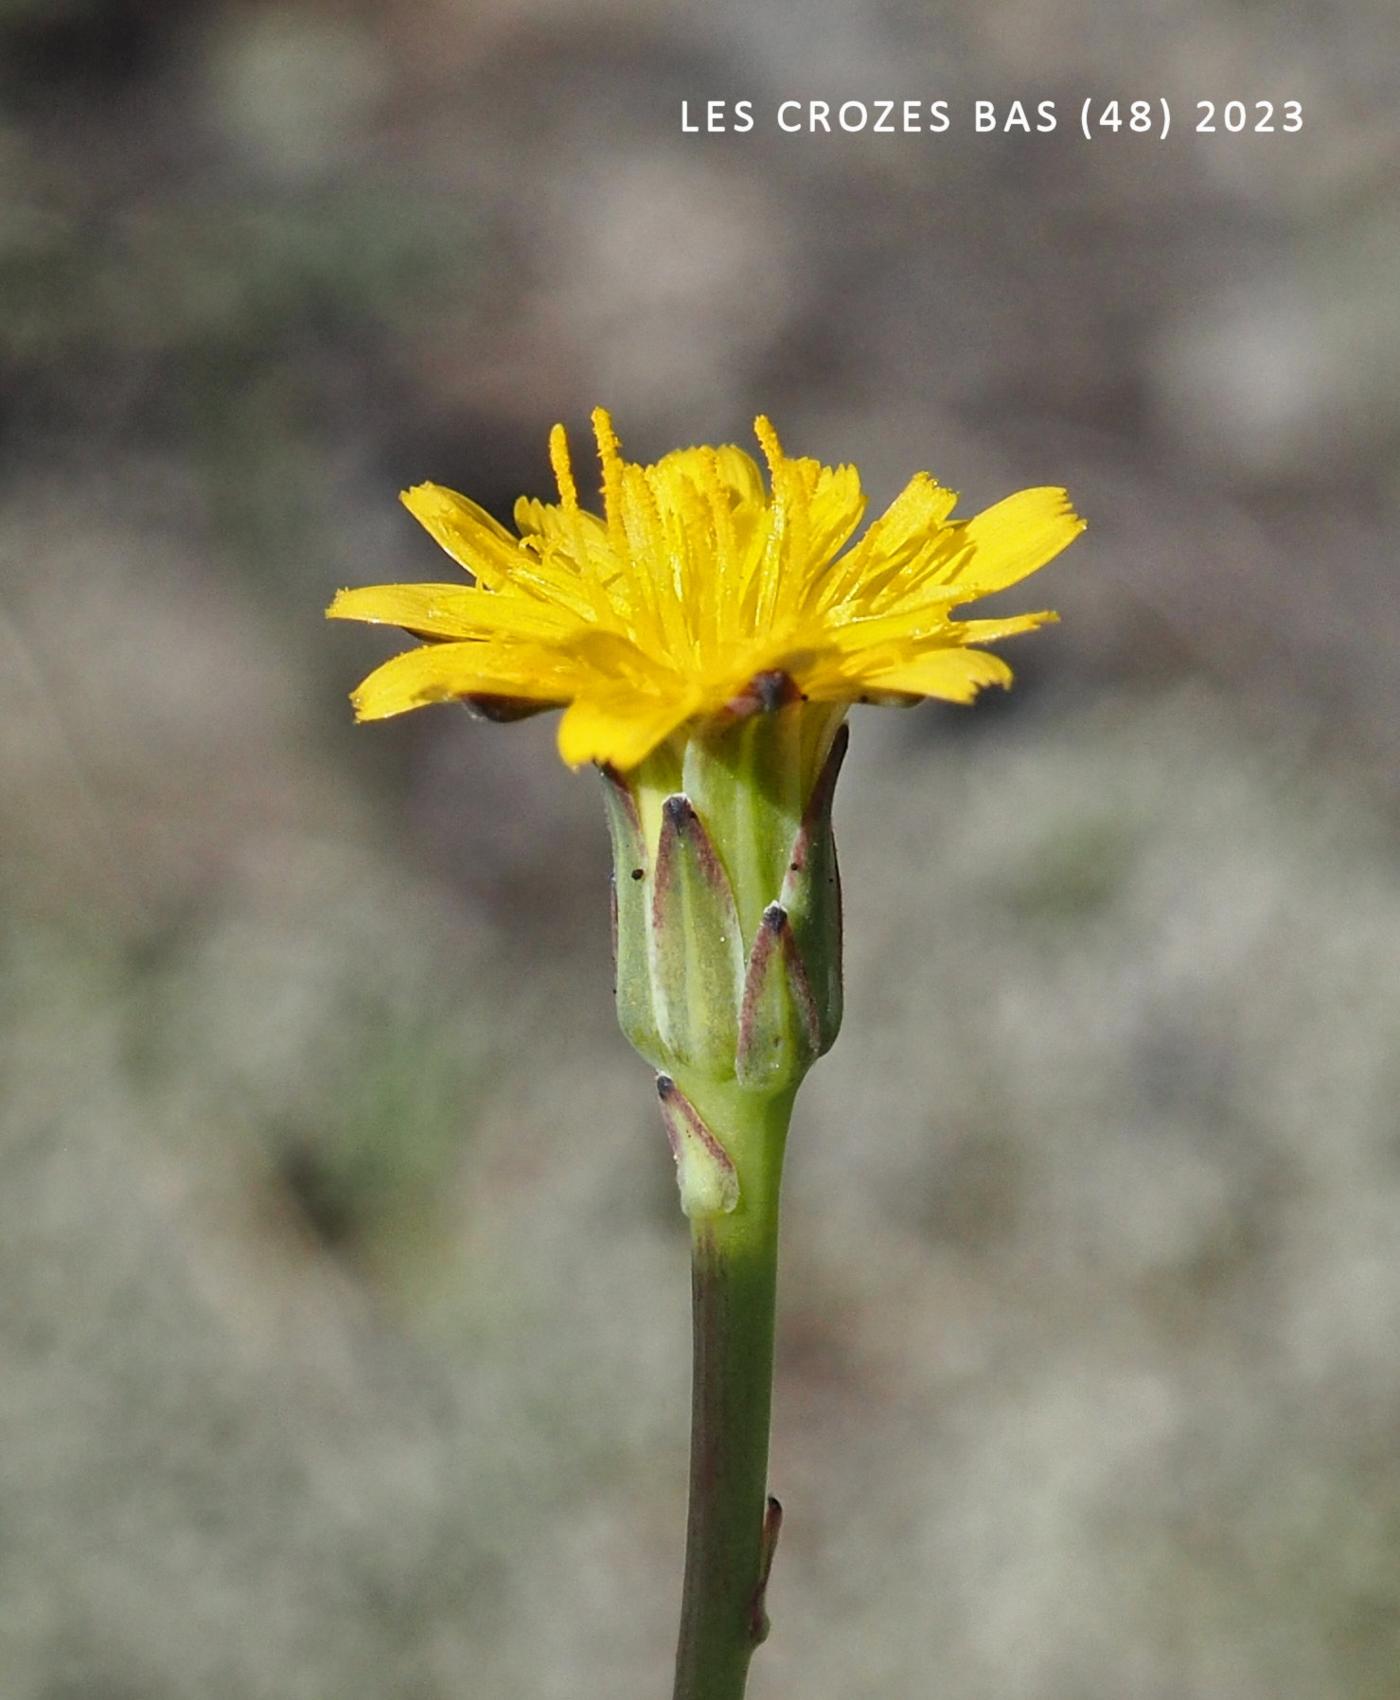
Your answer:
327;409;1084;770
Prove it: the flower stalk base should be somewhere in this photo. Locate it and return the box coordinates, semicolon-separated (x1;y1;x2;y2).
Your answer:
673;1080;793;1700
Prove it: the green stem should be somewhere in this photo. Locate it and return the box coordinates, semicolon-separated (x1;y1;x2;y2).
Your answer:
673;1081;795;1700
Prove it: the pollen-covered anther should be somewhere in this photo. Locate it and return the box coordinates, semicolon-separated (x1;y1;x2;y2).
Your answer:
548;422;579;509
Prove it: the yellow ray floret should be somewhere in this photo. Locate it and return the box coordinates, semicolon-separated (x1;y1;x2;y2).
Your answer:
327;409;1085;769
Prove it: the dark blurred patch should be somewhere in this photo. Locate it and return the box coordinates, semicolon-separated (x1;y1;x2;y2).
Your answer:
383;406;545;534
276;1132;361;1251
0;0;183;99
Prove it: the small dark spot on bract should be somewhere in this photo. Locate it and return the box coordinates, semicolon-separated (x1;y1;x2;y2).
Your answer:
789;862;799;872
631;867;644;880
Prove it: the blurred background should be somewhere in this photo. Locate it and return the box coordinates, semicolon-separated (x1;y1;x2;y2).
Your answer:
3;2;1399;1696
